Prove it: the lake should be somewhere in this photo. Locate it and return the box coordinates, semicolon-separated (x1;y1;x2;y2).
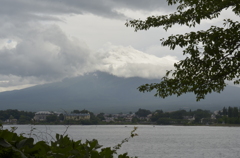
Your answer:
3;125;240;158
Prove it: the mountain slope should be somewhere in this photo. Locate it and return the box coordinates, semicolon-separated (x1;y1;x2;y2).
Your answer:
0;71;239;113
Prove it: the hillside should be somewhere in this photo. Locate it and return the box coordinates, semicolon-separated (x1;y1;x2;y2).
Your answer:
0;71;239;113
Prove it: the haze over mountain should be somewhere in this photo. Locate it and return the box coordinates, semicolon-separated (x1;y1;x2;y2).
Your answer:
0;71;239;113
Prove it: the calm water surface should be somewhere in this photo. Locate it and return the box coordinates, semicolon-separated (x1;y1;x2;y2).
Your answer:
3;125;240;158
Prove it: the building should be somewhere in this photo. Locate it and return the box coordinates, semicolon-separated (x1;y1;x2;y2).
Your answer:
33;111;53;121
183;116;195;121
211;114;216;119
64;113;90;121
104;117;115;122
5;119;18;124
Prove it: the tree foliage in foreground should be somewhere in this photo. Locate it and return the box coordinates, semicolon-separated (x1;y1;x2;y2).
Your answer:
0;125;138;158
126;0;240;101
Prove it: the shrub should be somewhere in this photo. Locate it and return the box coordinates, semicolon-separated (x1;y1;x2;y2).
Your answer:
0;124;138;158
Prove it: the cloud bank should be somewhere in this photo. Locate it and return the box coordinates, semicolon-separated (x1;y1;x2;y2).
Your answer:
0;23;177;91
0;0;179;91
0;24;177;89
1;0;174;21
96;44;177;79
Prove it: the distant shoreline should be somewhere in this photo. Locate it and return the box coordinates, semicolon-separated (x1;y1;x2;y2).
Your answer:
3;123;240;127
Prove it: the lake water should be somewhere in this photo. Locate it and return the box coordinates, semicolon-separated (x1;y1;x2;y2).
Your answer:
3;125;240;158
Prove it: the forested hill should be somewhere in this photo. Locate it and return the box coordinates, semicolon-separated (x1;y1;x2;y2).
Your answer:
0;71;239;113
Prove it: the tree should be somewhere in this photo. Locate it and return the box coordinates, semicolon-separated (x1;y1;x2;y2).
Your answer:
170;110;186;119
228;106;233;118
71;110;81;114
151;110;164;122
97;113;105;121
135;108;151;117
233;107;239;118
18;115;31;124
0;110;34;122
46;115;58;122
222;107;228;116
126;0;240;101
72;109;90;114
157;118;172;125
58;113;64;121
9;115;14;120
192;109;211;123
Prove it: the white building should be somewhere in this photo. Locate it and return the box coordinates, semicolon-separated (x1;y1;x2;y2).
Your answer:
33;111;53;121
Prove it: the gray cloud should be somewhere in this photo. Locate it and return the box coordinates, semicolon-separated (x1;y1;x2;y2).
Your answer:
0;23;177;89
110;0;174;12
0;0;179;91
0;24;97;87
0;0;174;22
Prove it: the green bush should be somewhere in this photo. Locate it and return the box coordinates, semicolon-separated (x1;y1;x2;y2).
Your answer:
0;124;138;158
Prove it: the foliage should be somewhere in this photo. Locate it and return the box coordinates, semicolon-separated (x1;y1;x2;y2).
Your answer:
71;109;89;114
0;124;138;158
222;107;228;116
19;115;32;124
217;106;240;124
152;109;211;124
218;116;240;124
0;109;34;123
46;115;58;123
58;114;64;121
126;0;240;101
156;118;173;125
96;113;105;121
135;108;151;117
131;117;139;124
218;106;239;117
192;109;211;123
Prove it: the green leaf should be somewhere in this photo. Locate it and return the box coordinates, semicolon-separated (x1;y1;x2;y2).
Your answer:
0;138;11;148
16;138;34;149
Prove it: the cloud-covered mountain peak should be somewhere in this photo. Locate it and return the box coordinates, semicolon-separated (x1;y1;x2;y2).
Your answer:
96;45;178;79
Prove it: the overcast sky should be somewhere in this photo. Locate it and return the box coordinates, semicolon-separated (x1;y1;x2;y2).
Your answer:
0;0;234;92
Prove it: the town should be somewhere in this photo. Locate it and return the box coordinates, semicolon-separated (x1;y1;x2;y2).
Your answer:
1;107;240;125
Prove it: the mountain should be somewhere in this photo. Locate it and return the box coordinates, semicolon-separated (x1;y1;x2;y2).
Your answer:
0;71;239;113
